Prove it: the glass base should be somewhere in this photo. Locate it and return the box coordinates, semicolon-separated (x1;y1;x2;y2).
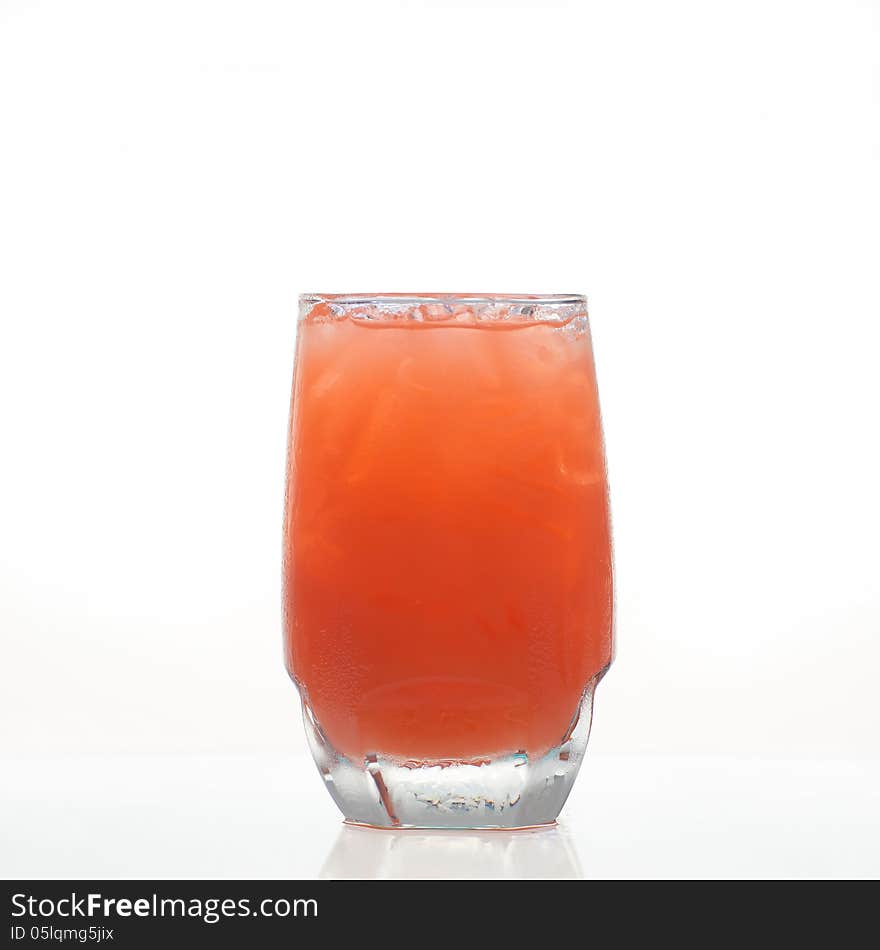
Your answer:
299;677;599;830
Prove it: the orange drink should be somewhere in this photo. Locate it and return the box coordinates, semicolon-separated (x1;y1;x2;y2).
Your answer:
284;294;613;828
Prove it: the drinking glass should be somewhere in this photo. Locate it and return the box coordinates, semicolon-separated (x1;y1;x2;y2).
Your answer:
283;294;613;829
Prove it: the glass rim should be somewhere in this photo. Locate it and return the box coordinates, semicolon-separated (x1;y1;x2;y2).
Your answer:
300;293;587;307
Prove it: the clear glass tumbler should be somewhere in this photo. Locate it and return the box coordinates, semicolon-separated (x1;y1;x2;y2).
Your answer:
283;294;613;829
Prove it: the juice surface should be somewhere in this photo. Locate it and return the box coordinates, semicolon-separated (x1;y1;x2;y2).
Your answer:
284;305;613;761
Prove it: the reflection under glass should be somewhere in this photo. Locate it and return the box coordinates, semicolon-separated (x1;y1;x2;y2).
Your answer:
320;822;584;880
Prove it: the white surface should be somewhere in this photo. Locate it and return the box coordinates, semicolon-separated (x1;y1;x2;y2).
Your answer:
1;0;879;879
3;753;878;880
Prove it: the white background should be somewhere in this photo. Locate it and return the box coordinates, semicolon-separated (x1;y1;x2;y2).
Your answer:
1;0;878;879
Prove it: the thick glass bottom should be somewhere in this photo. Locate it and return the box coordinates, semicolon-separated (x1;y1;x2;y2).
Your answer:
299;677;599;830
